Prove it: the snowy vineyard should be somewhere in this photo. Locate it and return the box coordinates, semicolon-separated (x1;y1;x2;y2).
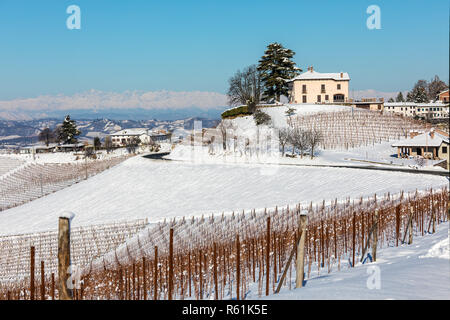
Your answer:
0;155;130;211
293;109;429;150
0;187;447;300
0;219;148;285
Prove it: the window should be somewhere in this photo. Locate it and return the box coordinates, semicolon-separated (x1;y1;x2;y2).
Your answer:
317;95;321;103
302;85;307;94
325;95;329;101
302;95;307;103
321;84;326;93
337;84;341;90
442;146;448;154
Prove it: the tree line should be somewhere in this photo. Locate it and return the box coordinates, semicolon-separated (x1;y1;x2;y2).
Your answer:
389;76;448;103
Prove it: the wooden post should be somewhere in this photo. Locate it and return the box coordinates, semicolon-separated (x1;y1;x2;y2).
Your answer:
153;246;158;300
395;205;400;247
236;235;240;300
352;212;356;267
168;228;174;300
58;215;73;300
265;217;270;296
372;210;379;262
40;261;45;300
142;257;147;300
119;269;124;300
213;243;218;300
30;246;35;300
51;273;55;300
296;213;308;288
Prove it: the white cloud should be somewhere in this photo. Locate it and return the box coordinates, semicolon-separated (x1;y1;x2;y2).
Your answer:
0;90;229;112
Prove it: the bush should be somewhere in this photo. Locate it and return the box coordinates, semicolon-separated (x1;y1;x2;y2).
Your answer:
253;110;272;125
221;105;251;119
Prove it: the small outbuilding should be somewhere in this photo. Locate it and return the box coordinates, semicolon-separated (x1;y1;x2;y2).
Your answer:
392;129;449;162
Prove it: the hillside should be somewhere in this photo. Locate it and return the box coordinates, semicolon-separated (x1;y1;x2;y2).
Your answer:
0;117;220;147
0;153;446;235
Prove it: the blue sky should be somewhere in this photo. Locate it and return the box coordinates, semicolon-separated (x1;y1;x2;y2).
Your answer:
0;0;448;101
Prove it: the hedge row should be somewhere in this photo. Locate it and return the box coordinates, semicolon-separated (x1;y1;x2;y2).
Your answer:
221;105;252;119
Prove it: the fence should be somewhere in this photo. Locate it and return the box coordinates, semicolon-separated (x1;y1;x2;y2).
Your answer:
293;110;430;150
0;187;447;300
0;155;130;211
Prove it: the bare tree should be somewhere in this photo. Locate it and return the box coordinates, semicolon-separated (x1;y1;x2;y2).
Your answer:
278;128;290;156
217;120;235;151
104;136;113;153
38;128;55;146
227;65;262;112
288;127;309;158
307;127;323;159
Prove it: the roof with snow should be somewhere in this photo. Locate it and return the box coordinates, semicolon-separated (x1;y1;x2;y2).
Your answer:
289;70;350;82
111;128;149;136
392;131;449;147
384;102;448;107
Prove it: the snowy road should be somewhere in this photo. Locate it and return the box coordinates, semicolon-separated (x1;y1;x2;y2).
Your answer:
0;155;447;235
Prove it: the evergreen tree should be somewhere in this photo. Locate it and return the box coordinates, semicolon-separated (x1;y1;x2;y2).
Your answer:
257;43;301;102
406;80;429;103
412;87;429;103
388;98;394;102
56;115;81;144
395;92;404;102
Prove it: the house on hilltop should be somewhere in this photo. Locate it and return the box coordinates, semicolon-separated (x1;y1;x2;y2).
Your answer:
287;66;350;104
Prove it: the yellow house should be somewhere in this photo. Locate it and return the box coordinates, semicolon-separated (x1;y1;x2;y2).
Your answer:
287;66;350;104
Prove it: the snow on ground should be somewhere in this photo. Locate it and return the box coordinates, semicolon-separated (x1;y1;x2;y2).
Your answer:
254;222;450;300
0;148;130;164
0;155;446;235
168;104;445;171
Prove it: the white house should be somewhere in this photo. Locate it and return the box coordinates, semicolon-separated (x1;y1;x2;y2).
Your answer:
383;102;448;120
110;128;151;147
110;128;171;147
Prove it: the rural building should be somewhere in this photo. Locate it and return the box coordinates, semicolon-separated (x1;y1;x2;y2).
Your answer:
384;102;448;120
287;66;350;104
392;129;449;167
439;89;449;103
349;98;384;112
110;128;171;147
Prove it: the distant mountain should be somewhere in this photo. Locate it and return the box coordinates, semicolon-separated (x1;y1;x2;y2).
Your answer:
0;117;221;147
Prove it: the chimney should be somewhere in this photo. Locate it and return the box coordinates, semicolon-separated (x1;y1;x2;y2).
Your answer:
429;128;435;139
410;130;420;139
340;72;343;78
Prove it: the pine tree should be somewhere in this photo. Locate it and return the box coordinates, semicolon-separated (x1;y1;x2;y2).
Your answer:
56;115;81;144
257;43;301;102
412;87;429;103
388;98;394;102
395;92;404;102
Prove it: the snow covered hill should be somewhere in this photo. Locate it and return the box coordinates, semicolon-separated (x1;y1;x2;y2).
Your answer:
0;154;446;235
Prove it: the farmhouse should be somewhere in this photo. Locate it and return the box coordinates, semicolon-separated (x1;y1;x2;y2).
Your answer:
392;129;449;165
110;128;171;147
287;66;350;104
